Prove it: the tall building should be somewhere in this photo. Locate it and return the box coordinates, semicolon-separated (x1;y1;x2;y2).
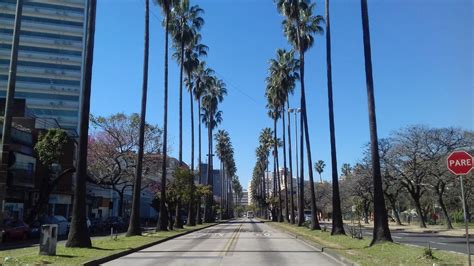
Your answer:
0;0;88;133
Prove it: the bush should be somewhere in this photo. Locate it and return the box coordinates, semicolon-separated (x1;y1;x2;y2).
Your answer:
451;211;464;223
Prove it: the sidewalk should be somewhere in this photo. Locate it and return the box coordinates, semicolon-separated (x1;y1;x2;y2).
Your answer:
342;220;473;237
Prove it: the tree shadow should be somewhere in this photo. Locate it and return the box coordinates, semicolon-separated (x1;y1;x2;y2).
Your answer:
89;246;116;251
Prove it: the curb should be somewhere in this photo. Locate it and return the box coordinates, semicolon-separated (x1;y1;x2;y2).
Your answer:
267;222;356;266
83;223;218;266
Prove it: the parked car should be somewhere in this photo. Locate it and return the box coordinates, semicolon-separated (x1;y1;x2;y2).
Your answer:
104;216;127;232
67;217;91;233
89;218;105;234
34;215;69;236
304;210;312;222
1;219;29;242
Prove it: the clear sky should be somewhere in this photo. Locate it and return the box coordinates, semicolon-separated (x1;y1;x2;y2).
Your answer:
91;0;473;189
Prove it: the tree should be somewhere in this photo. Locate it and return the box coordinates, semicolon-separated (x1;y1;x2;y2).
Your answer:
127;0;151;236
66;0;96;248
360;0;392;244
87;113;162;217
215;129;230;220
276;0;324;230
314;160;325;183
192;62;214;224
201;77;226;222
153;0;177;232
324;0;345;235
170;0;204;165
29;129;75;222
0;0;23;225
267;49;299;223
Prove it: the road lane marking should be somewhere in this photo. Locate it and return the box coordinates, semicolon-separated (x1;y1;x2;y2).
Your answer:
224;224;243;256
220;224;241;257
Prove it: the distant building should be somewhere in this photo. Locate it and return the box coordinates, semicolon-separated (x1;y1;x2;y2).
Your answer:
1;100;75;221
199;163;222;200
235;190;248;207
0;0;89;132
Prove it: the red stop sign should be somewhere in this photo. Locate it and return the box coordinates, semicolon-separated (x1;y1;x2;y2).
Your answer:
447;151;473;175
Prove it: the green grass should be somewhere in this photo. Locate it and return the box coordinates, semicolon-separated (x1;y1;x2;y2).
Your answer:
0;224;213;265
269;222;471;266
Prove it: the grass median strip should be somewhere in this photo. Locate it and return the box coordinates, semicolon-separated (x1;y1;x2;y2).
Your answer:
0;223;215;265
268;222;470;266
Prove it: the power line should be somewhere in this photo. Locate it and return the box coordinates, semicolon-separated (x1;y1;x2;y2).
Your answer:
214;70;259;105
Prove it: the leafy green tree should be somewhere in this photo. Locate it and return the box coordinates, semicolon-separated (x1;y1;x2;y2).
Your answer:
29;129;74;222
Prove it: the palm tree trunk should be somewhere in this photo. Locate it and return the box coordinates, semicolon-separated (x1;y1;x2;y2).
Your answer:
325;1;345;233
220;160;224;220
178;42;184;164
281;109;289;223
157;4;170;232
298;102;304;226
0;0;23;224
204;113;214;223
274;117;283;222
299;48;320;230
187;86;196;226
361;0;392;244
196;99;202;224
287;101;295;224
127;0;150;236
66;0;96;248
175;200;183;229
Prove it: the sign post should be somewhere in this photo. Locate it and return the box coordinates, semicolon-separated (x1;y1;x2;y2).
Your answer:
447;151;472;266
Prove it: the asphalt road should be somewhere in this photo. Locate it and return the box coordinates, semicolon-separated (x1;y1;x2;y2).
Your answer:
320;221;473;255
105;219;343;266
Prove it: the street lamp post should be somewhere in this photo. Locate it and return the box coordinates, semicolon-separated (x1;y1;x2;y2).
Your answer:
288;108;301;220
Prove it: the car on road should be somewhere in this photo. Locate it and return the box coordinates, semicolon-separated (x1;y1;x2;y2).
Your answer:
247;211;254;218
1;219;29;242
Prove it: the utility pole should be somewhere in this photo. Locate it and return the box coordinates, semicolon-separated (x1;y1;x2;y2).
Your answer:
0;0;23;224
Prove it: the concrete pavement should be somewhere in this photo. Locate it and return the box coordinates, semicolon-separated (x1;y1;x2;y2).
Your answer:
104;219;343;266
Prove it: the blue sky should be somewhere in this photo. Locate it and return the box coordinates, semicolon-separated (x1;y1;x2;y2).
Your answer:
91;0;473;189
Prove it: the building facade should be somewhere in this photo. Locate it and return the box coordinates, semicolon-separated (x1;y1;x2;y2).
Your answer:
0;0;88;132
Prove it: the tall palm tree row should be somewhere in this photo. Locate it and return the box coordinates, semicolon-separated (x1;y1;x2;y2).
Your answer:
192;62;214;224
169;0;204;165
267;49;299;223
215;129;230;219
126;0;151;237
276;0;323;230
201;77;227;222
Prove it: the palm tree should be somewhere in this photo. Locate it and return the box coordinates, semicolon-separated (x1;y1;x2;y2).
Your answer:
193;62;214;224
201;77;227;222
66;0;96;247
183;35;208;226
314;160;325;183
153;0;176;232
259;128;273;219
268;49;299;223
127;0;150;236
0;0;23;225
360;0;392;244
276;0;323;230
170;0;204;165
215;129;230;220
324;0;345;235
